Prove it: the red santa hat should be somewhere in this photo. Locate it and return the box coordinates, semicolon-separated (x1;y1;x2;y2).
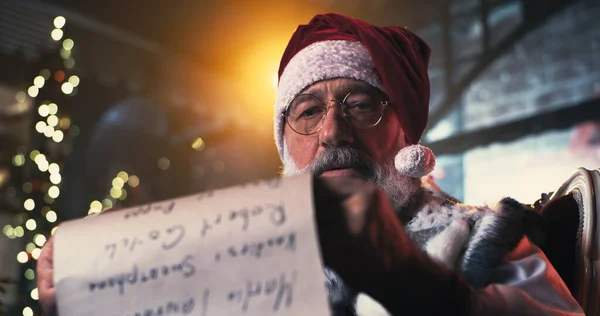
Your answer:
275;13;435;177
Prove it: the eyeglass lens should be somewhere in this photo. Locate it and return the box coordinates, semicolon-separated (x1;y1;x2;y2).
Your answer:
285;91;385;135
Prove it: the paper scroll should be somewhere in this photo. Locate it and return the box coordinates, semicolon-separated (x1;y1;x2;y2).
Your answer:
54;173;329;316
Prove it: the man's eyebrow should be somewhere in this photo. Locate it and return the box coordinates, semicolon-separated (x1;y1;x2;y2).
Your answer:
302;81;377;96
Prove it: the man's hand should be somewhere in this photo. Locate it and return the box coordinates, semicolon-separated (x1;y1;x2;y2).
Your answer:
314;176;471;315
37;208;121;316
37;233;56;316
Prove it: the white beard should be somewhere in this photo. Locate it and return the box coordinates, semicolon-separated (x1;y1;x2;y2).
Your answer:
282;141;421;212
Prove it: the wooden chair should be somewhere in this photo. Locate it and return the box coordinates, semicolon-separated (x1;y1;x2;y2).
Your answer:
536;168;600;315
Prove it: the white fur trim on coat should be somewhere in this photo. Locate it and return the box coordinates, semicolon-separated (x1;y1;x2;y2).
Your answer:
274;40;383;159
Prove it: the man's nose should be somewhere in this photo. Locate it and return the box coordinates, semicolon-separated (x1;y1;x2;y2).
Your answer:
319;102;354;146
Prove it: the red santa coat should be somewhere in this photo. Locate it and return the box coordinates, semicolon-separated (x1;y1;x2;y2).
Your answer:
326;185;584;315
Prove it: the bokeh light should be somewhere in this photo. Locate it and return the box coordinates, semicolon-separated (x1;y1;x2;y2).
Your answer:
63;38;74;50
46;210;57;223
17;251;28;263
27;86;38;98
33;76;45;88
24;199;35;211
61;82;74;94
48;186;60;198
51;28;64;41
128;175;140;187
25;219;37;231
53;16;66;28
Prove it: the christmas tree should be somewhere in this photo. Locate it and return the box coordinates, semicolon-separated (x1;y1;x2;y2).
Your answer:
2;15;81;316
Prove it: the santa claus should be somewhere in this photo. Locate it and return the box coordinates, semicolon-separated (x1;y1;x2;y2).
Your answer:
273;13;583;315
38;13;584;316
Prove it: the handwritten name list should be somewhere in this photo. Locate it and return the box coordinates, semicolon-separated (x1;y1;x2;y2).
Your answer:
54;173;329;316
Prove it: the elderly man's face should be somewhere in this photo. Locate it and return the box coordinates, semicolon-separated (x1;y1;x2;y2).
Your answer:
283;78;407;177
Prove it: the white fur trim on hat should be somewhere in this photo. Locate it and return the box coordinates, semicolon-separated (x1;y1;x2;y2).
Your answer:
274;40;383;159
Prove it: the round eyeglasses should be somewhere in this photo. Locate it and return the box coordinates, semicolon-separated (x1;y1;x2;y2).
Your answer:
282;91;388;135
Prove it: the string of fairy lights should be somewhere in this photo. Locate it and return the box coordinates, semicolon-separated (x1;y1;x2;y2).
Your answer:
0;15;82;316
87;171;140;214
0;14;210;315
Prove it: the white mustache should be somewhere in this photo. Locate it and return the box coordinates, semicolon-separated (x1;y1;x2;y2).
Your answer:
308;147;378;181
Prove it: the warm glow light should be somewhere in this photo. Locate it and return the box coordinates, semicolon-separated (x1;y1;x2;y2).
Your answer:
119;189;128;200
24;199;35;211
44;125;55;138
15;91;26;102
52;130;64;142
24;269;35;280
48;186;60;198
48;103;58;114
31;288;39;300
34;234;47;247
46;210;57;223
61;82;74;94
192;137;206;151
27;86;39;98
112;177;124;189
47;117;61;130
35;121;46;133
63;38;74;50
3;225;11;234
69;75;80;87
53;16;66;28
157;157;170;170
30;150;40;161
51;28;64;41
51;227;58;235
103;199;113;209
128;175;140;187
31;248;41;260
110;187;122;199
14;226;24;237
47;115;59;127
49;163;60;174
26;243;36;253
38;160;49;172
90;200;102;211
23;306;33;316
25;219;37;231
12;154;25;167
3;225;13;237
60;117;71;129
117;171;129;182
34;153;46;164
54;71;65;82
17;251;28;263
50;173;62;184
38;104;49;117
33;76;45;88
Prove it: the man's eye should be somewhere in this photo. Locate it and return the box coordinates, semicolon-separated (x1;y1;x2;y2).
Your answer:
347;102;378;111
298;107;324;118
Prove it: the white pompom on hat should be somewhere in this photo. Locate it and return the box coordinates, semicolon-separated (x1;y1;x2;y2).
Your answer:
395;144;436;178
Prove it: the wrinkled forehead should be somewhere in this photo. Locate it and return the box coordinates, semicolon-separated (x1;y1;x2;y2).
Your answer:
299;78;388;100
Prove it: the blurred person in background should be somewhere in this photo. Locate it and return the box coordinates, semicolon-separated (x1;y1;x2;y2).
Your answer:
37;13;584;316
